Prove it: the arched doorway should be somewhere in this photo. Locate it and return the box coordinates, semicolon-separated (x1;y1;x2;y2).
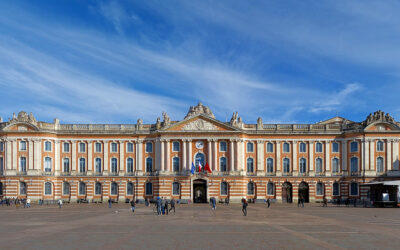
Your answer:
298;182;309;203
195;153;205;172
193;179;207;203
282;182;292;203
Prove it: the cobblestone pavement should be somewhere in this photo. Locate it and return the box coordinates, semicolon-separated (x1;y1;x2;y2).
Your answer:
0;202;400;249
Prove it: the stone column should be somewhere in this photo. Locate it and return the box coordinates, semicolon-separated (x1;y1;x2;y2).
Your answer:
361;139;366;172
88;140;93;173
364;140;369;172
207;139;212;168
103;141;109;173
230;140;235;172
276;141;281;173
72;141;77;172
187;139;192;171
370;140;374;171
237;140;245;172
292;141;298;172
182;139;187;172
28;139;33;170
166;140;170;172
12;139;17;170
393;139;399;170
6;139;12;170
160;140;165;171
342;140;347;171
309;142;314;172
387;140;392;171
119;141;124;175
33;139;40;170
213;139;218;171
55;141;60;175
136;139;143;172
155;139;161;171
256;140;264;174
325;141;330;172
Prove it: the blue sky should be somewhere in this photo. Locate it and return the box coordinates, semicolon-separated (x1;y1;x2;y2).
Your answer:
0;0;399;124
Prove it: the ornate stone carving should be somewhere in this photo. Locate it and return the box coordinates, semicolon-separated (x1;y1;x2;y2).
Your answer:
155;117;161;130
185;102;215;119
182;119;217;131
162;112;171;127
362;110;395;127
137;118;143;130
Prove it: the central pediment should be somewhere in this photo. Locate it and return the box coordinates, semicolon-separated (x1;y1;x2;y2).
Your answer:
163;115;238;132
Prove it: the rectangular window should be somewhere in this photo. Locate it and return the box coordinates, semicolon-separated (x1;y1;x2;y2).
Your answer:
63;142;70;153
63;183;70;195
332;142;339;153
350;183;358;196
20;141;27;151
299;143;306;153
127;143;134;153
0;142;4;152
247;142;254;153
45;141;52;152
219;141;227;152
79;143;86;153
95;143;102;153
111;143;118;153
145;142;153;153
283;143;290;153
172;141;180;152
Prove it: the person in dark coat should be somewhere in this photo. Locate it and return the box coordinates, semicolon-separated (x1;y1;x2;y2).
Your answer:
130;199;136;213
108;198;112;208
169;198;176;213
267;198;270;208
241;198;248;216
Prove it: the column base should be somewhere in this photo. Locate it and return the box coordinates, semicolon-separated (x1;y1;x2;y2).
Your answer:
256;171;265;176
118;171;125;176
136;170;143;176
276;171;282;177
308;171;315;177
292;171;298;177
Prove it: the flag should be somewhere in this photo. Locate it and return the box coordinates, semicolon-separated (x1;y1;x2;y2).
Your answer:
204;162;212;173
191;162;195;174
198;162;202;172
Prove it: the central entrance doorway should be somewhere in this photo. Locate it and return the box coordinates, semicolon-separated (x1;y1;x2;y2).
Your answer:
298;182;309;203
282;182;293;203
193;179;207;203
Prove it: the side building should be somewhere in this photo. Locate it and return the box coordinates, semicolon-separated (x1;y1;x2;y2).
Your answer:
0;103;399;203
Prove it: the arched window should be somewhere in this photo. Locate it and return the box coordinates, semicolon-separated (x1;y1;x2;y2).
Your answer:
44;157;52;172
63;158;70;173
63;182;70;195
247;158;254;173
173;157;180;172
376;157;384;173
111;182;118;195
219;141;227;152
299;158;307;173
267;182;274;195
111;143;118;152
45;141;52;151
20;157;26;172
172;182;180;195
247;182;255;195
332;142;339;153
221;182;228;195
350;182;358;196
316;158;323;173
350;141;358;152
79;158;86;173
79;182;86;195
127;158;134;173
111;158;118;173
20;182;27;195
283;142;290;153
299;142;306;153
145;182;153;195
376;141;384;152
316;142;323;153
332;158;339;173
195;153;205;172
127;182;134;195
95;182;102;195
95;158;102;173
146;158;153;172
266;158;274;173
283;158;290;173
316;182;324;195
45;182;52;195
220;157;227;172
350;157;358;173
127;142;134;152
333;182;339;196
267;142;274;153
145;142;153;153
173;141;180;152
247;142;254;152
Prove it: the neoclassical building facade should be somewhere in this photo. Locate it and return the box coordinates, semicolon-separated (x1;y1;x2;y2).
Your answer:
0;103;399;203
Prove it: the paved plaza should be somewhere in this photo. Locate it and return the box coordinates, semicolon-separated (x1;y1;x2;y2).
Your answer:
0;202;399;249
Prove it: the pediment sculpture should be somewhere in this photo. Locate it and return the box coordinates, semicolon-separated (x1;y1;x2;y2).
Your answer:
362;110;395;127
185;102;215;119
182;119;217;131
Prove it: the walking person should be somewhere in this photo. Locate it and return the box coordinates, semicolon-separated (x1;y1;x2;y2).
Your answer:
267;198;270;208
169;198;176;213
241;198;248;216
225;197;229;205
157;197;162;215
165;199;169;215
130;199;136;214
108;198;112;208
58;199;63;209
26;198;31;208
322;197;328;207
161;197;166;215
211;197;216;210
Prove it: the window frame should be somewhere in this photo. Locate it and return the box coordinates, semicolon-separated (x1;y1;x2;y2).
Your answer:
111;142;118;153
220;157;227;172
95;182;102;195
111;158;118;173
19;182;27;195
110;182;118;195
19;141;27;151
266;142;274;153
0;142;4;152
44;157;52;172
376;141;384;152
332;142;339;153
247;142;254;153
267;182;274;195
172;141;180;152
316;182;324;196
20;156;27;172
246;157;254;173
247;182;255;195
145;142;153;153
172;182;180;195
350;141;358;153
376;157;384;173
332;158;339;173
283;142;290;153
95;158;102;173
145;182;153;195
283;158;290;173
79;182;86;195
63;158;70;173
126;182;134;195
95;142;102;153
350;182;359;196
220;182;228;195
79;142;86;153
266;158;274;173
172;157;180;172
332;182;340;196
146;157;153;172
44;182;52;195
350;157;358;173
299;142;306;153
79;158;86;173
219;141;227;152
44;141;52;152
63;182;70;195
315;142;323;153
126;157;134;173
315;158;323;173
63;142;70;153
127;142;134;153
299;158;307;173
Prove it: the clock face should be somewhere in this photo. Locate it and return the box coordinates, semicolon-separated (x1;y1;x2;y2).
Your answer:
195;141;204;149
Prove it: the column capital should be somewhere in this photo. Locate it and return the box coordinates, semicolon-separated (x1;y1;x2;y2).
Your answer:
137;139;144;143
256;140;263;144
